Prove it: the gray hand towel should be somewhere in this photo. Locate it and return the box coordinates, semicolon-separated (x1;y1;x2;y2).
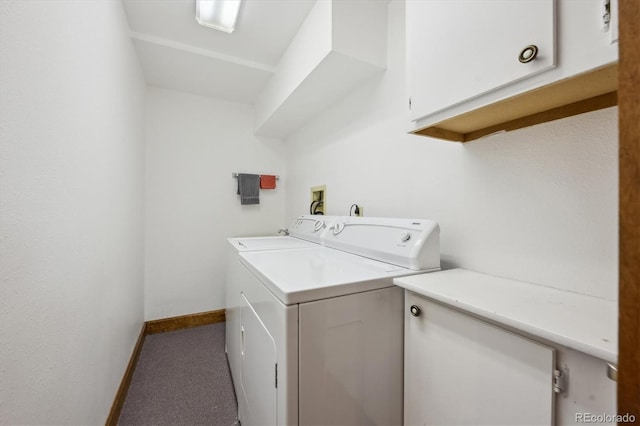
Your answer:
237;173;260;205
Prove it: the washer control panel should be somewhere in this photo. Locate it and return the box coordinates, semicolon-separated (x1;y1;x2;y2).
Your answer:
288;215;337;243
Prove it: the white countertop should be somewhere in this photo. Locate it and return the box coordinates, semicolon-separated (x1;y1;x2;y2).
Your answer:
394;268;618;363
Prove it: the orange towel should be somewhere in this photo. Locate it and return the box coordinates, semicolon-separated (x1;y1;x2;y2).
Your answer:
260;175;277;189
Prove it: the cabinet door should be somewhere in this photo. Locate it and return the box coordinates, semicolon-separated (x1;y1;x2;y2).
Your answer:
404;291;555;425
239;292;277;426
407;0;556;122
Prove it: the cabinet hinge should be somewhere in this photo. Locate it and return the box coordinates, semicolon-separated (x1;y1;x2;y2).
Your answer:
606;363;618;382
553;366;568;394
275;363;278;389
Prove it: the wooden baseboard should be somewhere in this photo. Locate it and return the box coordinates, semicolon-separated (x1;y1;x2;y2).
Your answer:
105;323;147;426
105;309;226;425
145;309;226;334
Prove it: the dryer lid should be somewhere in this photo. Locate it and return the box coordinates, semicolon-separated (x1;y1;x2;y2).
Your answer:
239;246;425;305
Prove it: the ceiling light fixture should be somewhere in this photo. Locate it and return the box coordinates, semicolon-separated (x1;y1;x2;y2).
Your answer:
196;0;242;33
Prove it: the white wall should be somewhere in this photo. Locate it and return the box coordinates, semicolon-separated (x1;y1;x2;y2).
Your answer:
0;1;146;424
145;88;286;321
285;0;618;302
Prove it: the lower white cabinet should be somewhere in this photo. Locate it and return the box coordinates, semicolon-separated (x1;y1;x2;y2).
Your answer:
404;291;556;425
397;269;618;425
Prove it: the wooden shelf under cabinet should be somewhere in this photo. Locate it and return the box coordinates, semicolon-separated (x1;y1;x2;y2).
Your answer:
413;63;618;143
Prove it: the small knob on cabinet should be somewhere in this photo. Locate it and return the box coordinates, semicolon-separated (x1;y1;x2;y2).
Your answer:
410;305;421;317
518;45;539;63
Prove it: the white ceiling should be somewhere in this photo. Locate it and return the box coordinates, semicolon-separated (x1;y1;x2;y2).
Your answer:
121;0;316;103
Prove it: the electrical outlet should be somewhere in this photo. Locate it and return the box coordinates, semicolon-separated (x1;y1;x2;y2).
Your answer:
310;185;326;215
356;206;363;217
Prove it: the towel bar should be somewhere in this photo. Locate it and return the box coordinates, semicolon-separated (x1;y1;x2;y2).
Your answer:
232;173;279;180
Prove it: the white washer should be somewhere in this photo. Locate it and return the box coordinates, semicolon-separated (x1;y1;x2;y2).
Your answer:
225;215;337;398
229;217;440;426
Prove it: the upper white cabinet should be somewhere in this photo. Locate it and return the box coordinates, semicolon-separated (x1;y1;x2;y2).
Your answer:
407;0;619;142
408;0;556;122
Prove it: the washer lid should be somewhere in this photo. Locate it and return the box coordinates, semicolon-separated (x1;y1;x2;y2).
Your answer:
239;247;435;305
227;236;317;252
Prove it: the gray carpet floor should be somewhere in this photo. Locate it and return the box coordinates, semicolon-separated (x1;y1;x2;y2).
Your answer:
118;323;238;425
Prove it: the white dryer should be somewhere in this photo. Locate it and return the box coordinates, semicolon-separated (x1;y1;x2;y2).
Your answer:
225;215;337;398
230;217;440;426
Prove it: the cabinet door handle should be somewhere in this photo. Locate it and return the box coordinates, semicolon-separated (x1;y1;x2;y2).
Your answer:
518;45;539;63
410;305;421;317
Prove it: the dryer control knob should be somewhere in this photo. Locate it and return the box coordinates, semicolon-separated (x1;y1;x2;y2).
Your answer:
333;223;345;235
313;220;324;232
400;231;411;242
410;305;421;317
